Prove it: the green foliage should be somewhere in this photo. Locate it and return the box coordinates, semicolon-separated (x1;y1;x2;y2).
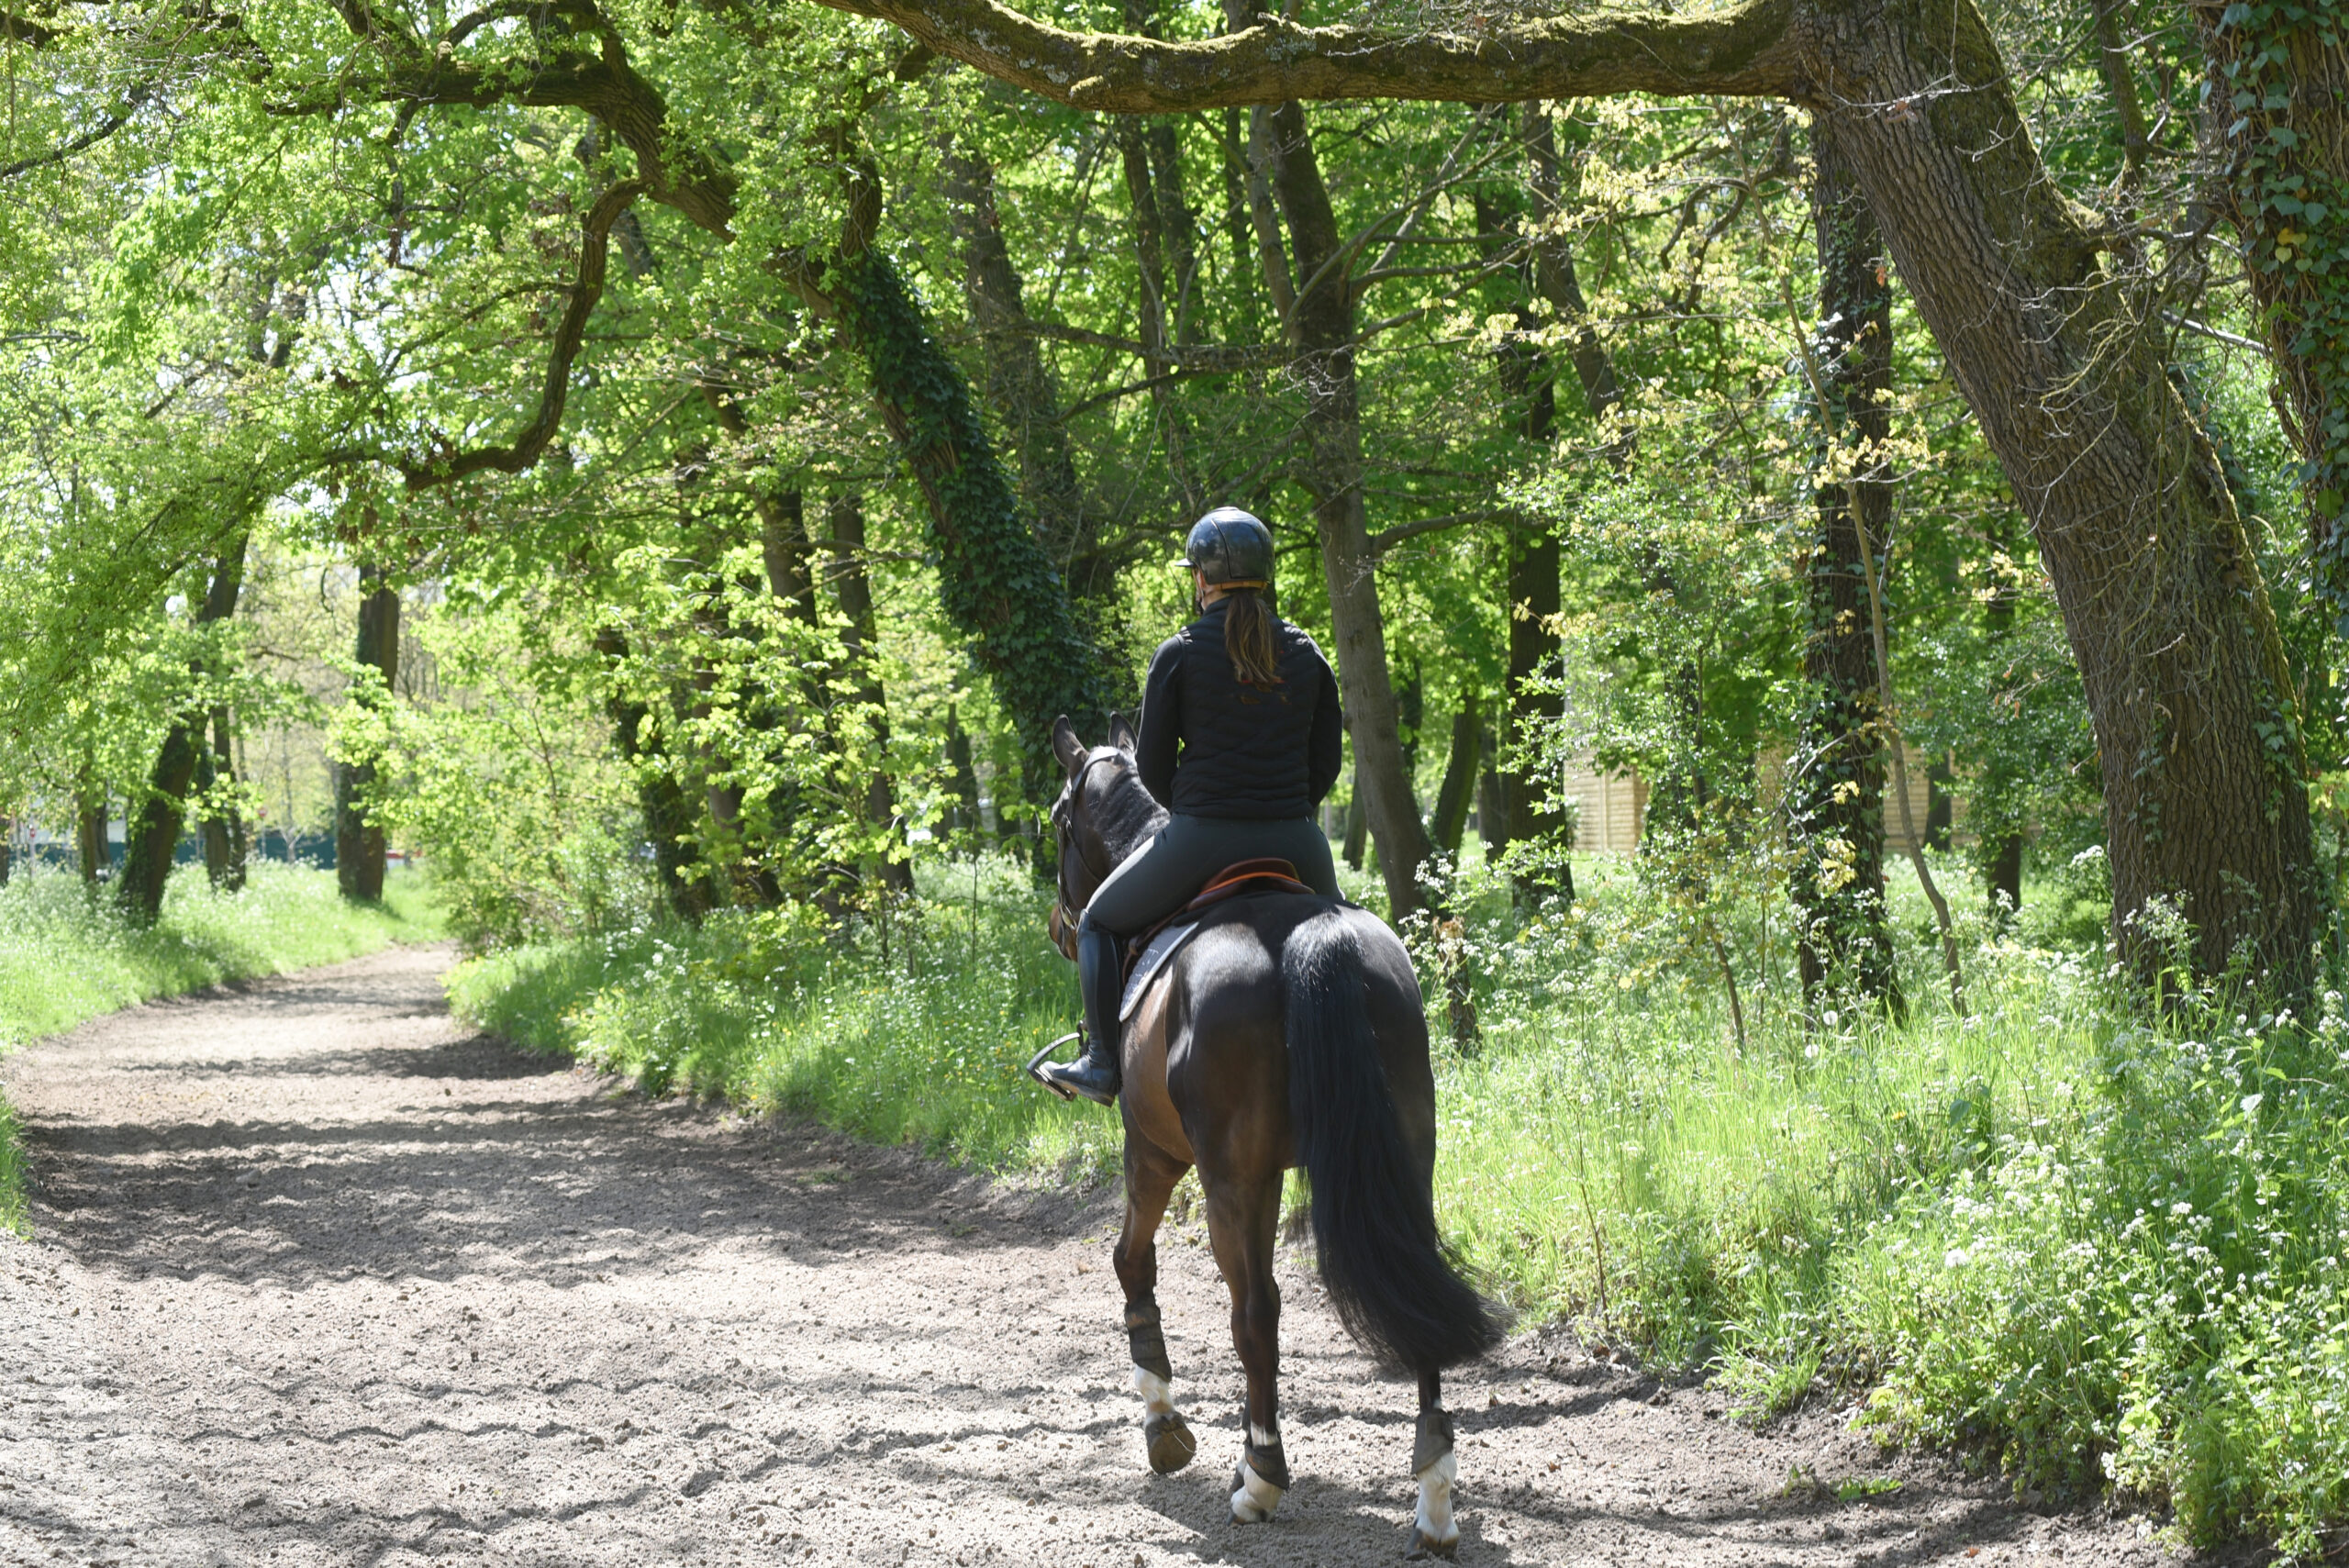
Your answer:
2202;2;2349;629
447;854;1119;1177
0;1090;22;1236
0;862;440;1044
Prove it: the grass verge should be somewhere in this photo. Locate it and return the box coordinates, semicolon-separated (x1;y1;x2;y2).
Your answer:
448;853;2349;1557
0;862;442;1233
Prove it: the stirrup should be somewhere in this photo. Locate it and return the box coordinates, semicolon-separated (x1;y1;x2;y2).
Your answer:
1026;1031;1085;1101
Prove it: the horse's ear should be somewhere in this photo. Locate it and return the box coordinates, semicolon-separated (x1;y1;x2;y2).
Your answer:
1108;712;1139;754
1052;715;1087;776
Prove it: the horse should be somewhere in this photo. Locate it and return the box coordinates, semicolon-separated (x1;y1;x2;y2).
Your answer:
1043;715;1508;1558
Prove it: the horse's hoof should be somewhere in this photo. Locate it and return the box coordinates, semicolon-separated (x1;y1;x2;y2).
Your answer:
1145;1411;1196;1474
1406;1527;1460;1560
1230;1458;1285;1523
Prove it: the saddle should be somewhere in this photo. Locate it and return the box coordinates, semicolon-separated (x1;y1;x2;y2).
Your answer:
1116;857;1319;1022
1026;857;1324;1092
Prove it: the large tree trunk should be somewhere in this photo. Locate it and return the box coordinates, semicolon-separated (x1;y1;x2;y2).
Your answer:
198;706;249;891
1812;0;2320;989
334;567;399;903
826;493;916;895
596;627;713;923
941;150;1098;570
1226;35;1432;917
121;535;249;924
1790;122;1901;1007
831;248;1116;807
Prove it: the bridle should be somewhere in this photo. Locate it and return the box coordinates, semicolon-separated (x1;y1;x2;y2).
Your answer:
1048;750;1122;961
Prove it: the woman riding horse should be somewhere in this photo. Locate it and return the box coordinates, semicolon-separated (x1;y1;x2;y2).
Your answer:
1036;506;1345;1106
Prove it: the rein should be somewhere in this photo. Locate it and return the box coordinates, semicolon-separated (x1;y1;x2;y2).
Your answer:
1049;751;1124;961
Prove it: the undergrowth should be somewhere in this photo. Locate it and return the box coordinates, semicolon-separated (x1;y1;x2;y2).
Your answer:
448;851;2349;1559
0;862;441;1234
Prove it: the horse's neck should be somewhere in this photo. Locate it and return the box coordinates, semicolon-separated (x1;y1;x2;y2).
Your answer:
1099;794;1170;870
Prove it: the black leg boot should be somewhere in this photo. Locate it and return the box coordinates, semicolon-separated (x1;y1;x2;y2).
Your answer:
1041;919;1123;1106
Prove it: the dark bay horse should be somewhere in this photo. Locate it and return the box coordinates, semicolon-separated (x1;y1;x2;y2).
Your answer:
1046;717;1507;1558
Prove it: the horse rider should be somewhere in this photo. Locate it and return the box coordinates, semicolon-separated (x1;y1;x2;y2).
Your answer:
1037;506;1347;1106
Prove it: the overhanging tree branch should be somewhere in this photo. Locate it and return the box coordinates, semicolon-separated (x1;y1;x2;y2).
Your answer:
0;89;150;180
1367;506;1506;555
798;0;1801;110
395;180;645;489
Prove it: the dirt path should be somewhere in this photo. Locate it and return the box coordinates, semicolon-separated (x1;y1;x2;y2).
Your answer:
0;945;2210;1567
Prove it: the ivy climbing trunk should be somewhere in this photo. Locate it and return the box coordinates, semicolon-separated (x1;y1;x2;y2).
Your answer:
941;148;1097;583
2193;1;2349;628
832;247;1114;807
850;0;2332;988
121;533;248;926
1791;122;1900;1008
334;567;398;903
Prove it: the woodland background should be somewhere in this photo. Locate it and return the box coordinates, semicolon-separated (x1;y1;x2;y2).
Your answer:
1;0;2346;1552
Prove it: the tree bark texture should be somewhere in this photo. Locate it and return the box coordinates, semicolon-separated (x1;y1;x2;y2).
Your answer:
334;568;399;903
863;0;2326;986
1808;0;2319;987
826;493;917;894
1431;693;1480;857
941;148;1098;581
1977;514;2027;921
1791;122;1900;1007
75;791;106;885
1257;94;1438;915
198;706;248;891
121;535;248;925
596;627;713;923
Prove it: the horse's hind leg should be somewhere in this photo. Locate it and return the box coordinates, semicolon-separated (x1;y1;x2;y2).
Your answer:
1116;1140;1196;1474
1202;1167;1287;1523
1408;1368;1459;1560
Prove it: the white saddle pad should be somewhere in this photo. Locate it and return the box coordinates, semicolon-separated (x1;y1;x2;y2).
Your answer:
1119;919;1208;1022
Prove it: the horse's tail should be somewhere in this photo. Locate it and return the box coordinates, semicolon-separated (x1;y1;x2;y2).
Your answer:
1283;912;1507;1374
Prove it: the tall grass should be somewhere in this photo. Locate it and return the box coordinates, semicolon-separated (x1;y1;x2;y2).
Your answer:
449;852;2349;1559
449;858;1118;1181
0;862;442;1232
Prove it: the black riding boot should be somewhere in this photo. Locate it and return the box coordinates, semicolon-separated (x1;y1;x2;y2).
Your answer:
1041;921;1123;1106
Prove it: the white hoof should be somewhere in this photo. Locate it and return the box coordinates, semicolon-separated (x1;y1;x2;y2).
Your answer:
1230;1456;1286;1523
1410;1449;1458;1557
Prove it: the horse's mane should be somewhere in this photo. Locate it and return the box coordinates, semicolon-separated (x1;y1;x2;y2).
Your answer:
1088;750;1170;865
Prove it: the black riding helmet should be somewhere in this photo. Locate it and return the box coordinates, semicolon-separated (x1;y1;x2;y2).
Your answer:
1174;506;1275;588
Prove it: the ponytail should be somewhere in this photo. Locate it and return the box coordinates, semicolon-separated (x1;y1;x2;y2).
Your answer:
1223;586;1283;689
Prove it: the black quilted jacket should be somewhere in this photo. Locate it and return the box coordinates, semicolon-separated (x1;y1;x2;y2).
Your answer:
1135;599;1344;819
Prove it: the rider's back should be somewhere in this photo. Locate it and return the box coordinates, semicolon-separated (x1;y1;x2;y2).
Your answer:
1135;600;1342;820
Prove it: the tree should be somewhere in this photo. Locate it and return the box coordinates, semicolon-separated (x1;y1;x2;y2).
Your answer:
827;0;2323;988
1788;122;1899;1006
335;565;400;903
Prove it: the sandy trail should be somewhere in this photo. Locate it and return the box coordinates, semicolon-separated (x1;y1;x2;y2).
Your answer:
0;944;2206;1567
